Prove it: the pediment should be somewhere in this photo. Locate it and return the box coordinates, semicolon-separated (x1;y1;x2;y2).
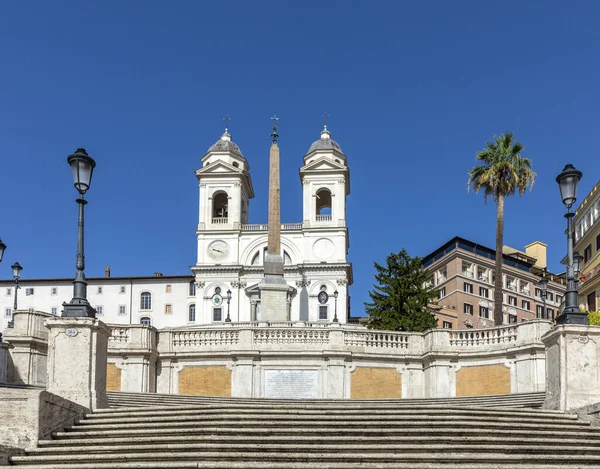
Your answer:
300;157;346;173
196;161;242;175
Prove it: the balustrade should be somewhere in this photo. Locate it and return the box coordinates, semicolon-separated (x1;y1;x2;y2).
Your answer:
448;325;518;347
211;217;228;224
316;214;332;222
344;331;409;349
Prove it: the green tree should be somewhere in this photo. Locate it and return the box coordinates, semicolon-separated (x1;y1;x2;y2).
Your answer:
365;249;439;332
468;132;536;325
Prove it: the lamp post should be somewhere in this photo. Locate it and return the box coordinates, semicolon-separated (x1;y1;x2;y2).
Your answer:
333;290;339;323
539;268;548;320
62;148;97;318
225;289;232;322
555;163;587;325
8;262;23;328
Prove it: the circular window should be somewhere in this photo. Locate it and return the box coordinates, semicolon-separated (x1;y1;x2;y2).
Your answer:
215;287;221;294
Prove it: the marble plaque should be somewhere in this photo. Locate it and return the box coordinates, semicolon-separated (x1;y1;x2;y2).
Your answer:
264;369;319;399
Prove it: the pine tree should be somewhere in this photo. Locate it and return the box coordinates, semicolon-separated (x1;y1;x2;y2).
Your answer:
365;249;439;332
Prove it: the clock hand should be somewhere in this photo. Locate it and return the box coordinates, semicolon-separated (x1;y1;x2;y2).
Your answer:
212;248;224;253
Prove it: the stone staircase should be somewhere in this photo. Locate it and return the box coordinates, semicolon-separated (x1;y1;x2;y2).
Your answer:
9;392;600;468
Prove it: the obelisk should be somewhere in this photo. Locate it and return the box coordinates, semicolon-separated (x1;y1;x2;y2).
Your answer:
259;116;289;321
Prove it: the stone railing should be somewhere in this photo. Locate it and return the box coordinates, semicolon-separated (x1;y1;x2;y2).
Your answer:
447;325;518;347
241;223;303;231
254;328;330;346
211;217;228;224
344;330;410;349
316;214;332;222
169;329;240;350
107;324;157;353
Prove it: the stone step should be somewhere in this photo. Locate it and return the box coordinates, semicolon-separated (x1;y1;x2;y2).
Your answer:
8;463;600;469
52;423;600;440
36;433;600;449
11;450;600;466
87;404;569;420
62;417;593;432
74;412;583;427
23;441;600;456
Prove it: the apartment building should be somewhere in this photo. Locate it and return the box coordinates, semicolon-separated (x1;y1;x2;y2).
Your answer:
573;180;600;312
423;237;565;329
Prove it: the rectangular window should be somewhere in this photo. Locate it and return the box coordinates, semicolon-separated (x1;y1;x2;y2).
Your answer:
479;287;489;298
506;277;516;291
166;284;172;294
462;261;474;278
439;287;446;299
25;288;34;296
464;282;473;294
188;305;196;322
547;308;555;320
547;292;554;302
97;286;103;294
189;282;197;296
520;283;530;296
442;321;452;329
509;314;517;324
96;305;103;315
535;288;542;298
464;303;473;315
588;292;597;312
479;306;489;318
596;234;600;251
508;296;517;306
51;307;57;316
6;288;12;296
319;305;328;320
165;304;172;315
556;295;563;305
118;305;126;315
120;286;126;294
51;287;57;295
584;244;592;263
213;307;222;322
522;300;530;311
536;305;544;319
5;308;11;317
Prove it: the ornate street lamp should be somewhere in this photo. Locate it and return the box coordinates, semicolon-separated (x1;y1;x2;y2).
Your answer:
62;148;97;318
555;164;587;324
8;262;22;329
539;269;548;320
0;239;6;263
225;289;232;322
333;290;339;323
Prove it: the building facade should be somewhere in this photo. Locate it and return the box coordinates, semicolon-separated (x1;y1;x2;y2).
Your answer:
423;237;566;329
573;180;600;312
0;126;353;332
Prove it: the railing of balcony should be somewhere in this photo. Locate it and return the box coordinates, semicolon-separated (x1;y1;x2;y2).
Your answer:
211;217;228;224
241;223;303;231
316;214;332;222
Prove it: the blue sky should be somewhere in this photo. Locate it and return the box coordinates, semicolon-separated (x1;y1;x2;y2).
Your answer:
0;1;598;317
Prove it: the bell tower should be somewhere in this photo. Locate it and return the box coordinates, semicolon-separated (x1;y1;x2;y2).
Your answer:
196;128;254;231
299;126;350;228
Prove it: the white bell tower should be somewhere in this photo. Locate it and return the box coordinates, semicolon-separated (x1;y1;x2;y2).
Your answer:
299;126;350;228
196;129;254;231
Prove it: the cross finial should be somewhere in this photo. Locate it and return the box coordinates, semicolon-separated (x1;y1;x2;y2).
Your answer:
322;112;329;127
223;114;231;131
270;115;279;143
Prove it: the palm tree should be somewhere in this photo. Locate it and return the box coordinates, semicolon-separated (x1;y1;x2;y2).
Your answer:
468;133;536;325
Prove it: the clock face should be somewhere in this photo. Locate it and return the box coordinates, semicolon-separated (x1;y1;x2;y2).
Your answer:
318;291;329;304
313;238;334;260
208;240;230;261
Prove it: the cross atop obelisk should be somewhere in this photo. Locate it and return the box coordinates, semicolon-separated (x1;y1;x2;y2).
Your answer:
267;116;281;258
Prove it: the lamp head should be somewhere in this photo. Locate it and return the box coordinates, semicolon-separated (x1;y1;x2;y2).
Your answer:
67;148;96;195
556;164;582;210
0;239;5;263
11;262;22;280
226;289;232;301
334;290;339;299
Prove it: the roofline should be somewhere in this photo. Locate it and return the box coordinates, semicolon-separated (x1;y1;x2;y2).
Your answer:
422;236;561;277
0;274;194;284
575;179;600;215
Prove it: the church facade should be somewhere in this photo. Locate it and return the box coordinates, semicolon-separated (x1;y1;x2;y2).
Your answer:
0;126;353;331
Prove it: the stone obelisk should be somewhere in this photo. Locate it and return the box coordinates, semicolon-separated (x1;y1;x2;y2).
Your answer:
259;116;289;321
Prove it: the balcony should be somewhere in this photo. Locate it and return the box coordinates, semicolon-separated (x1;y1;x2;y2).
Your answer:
211;217;228;224
462;271;474;279
241;223;303;231
316;214;332;222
